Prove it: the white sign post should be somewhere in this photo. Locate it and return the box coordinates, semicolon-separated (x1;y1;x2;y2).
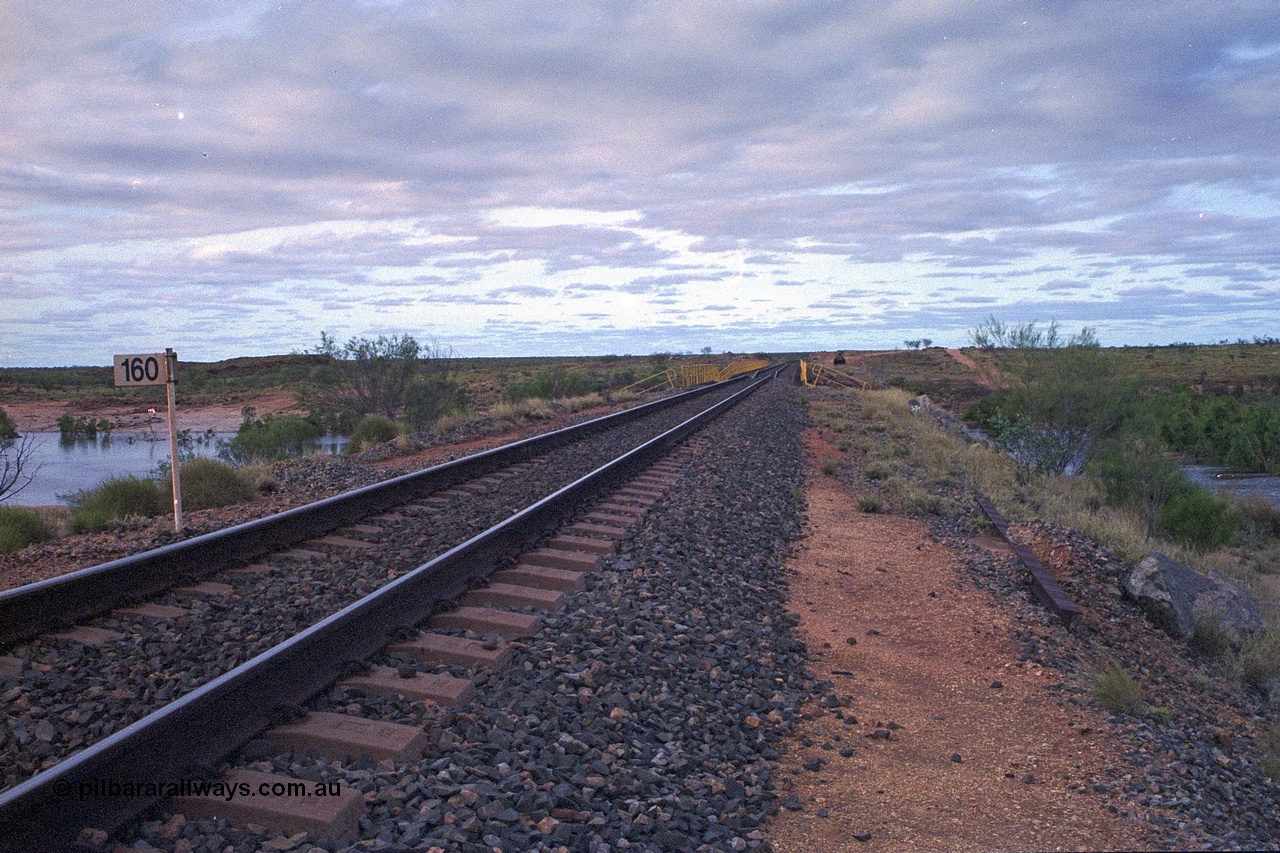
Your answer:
114;349;183;531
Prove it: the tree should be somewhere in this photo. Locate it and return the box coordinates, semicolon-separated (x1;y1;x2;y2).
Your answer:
1094;438;1184;540
306;333;464;430
966;317;1127;474
0;434;41;503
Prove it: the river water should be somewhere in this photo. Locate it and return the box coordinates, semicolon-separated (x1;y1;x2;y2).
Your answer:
2;431;348;507
1183;465;1280;507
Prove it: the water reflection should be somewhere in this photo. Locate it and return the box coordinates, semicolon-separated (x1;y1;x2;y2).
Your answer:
1184;465;1280;506
4;431;348;507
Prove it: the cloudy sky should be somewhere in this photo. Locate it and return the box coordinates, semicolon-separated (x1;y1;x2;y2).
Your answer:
3;1;1280;366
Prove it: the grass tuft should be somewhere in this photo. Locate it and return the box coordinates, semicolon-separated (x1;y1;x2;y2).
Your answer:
0;506;53;554
173;458;257;510
1092;664;1147;715
345;414;404;454
68;475;168;533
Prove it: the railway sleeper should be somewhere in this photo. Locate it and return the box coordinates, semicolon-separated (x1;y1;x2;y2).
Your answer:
112;603;186;622
337;665;478;706
389;632;515;669
171;581;235;599
171;768;364;844
160;461;689;845
309;535;379;551
266;711;429;763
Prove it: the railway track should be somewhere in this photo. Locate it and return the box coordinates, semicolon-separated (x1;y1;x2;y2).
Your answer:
0;367;788;851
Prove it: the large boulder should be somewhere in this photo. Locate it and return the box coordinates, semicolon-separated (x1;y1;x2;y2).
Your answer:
1124;552;1265;645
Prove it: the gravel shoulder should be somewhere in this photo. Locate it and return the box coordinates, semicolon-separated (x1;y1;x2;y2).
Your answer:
766;439;1155;851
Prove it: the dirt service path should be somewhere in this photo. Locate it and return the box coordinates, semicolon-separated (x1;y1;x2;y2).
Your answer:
764;433;1156;852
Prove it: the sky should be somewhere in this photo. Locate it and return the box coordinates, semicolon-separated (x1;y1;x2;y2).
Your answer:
3;1;1280;366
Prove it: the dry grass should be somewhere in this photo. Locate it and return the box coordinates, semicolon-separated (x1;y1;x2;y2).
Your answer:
430;390;644;441
808;385;1280;700
1092;663;1147;715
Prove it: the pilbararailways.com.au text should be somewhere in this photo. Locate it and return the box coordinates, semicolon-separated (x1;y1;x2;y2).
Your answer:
55;778;342;802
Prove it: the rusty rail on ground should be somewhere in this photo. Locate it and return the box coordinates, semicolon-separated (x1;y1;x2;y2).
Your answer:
973;492;1083;626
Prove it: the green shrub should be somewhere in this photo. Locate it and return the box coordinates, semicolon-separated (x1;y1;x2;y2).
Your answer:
172;458;256;510
863;461;891;481
821;459;840;476
1236;631;1280;697
505;367;598;402
1092;664;1146;715
857;496;883;513
403;376;469;429
68;475;168;533
218;411;323;464
0;407;16;440
0;506;52;554
56;414;111;441
346;414;402;453
1157;486;1239;552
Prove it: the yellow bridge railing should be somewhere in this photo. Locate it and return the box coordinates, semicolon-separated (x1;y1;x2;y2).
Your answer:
621;359;771;394
620;368;677;394
719;359;769;380
799;360;870;390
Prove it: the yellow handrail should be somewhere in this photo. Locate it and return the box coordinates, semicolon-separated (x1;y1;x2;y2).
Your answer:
800;360;869;390
624;359;773;393
621;368;677;394
681;364;722;386
719;359;769;380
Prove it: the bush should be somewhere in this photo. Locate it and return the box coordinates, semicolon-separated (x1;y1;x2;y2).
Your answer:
1091;442;1185;540
0;407;16;440
1233;494;1280;540
1189;612;1236;661
863;461;892;481
68;475;168;533
1236;631;1280;698
1157;486;1239;552
857;495;883;513
356;413;401;445
403;376;469;429
56;414;111;441
1092;664;1146;715
505;367;598;403
172;458;256;510
218;410;323;464
0;506;52;554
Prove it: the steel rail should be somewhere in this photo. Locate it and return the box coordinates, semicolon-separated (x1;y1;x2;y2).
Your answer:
0;375;750;648
973;491;1082;626
0;372;773;852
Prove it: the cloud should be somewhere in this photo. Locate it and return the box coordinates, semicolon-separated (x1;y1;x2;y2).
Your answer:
5;2;1280;363
1038;279;1091;292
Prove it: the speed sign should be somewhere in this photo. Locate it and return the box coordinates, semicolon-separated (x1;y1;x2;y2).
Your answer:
113;352;169;387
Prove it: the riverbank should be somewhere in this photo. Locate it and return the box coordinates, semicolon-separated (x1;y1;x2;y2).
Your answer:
1;391;302;434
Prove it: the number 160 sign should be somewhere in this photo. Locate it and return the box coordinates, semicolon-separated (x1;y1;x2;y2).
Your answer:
114;352;170;387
